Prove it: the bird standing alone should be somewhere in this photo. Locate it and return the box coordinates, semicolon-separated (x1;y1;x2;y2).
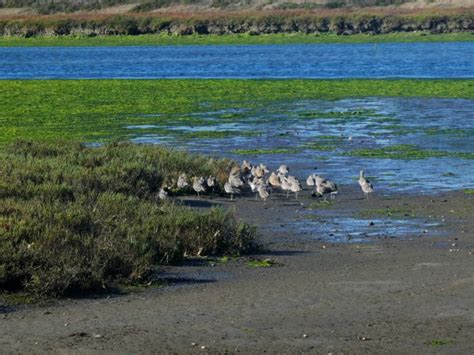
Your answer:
359;170;374;199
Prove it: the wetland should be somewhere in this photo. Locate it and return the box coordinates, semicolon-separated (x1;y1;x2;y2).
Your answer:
1;40;474;352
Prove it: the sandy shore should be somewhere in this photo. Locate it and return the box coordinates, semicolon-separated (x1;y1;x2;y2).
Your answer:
1;187;473;353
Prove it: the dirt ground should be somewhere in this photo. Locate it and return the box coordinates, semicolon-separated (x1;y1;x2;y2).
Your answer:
1;186;473;354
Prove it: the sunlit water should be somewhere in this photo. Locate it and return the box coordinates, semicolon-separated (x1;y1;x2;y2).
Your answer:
129;97;474;194
270;214;442;244
1;42;474;79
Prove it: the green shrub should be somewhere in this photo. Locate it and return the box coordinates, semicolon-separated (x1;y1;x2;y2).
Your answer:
0;140;258;298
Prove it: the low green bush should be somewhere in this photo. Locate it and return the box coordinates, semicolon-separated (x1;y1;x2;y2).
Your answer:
0;140;258;298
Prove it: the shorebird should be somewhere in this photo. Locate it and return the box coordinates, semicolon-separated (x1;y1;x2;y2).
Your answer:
177;173;188;190
257;184;270;201
241;160;252;174
315;175;338;200
359;170;374;199
207;175;216;193
306;174;316;190
192;176;206;197
281;176;292;198
268;171;281;189
158;187;169;200
288;176;302;200
259;163;269;174
224;181;240;200
251;165;266;179
228;168;244;188
277;165;289;176
248;176;264;199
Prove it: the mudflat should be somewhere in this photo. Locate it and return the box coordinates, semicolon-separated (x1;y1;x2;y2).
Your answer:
1;187;473;353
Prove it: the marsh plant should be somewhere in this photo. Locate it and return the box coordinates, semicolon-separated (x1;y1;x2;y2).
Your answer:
0;140;258;298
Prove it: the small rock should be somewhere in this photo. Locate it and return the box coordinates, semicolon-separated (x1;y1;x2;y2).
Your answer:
451;243;457;247
201;345;206;350
303;334;308;338
191;343;197;347
93;334;103;339
369;221;375;226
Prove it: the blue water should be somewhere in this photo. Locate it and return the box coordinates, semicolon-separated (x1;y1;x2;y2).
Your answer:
128;97;474;194
1;42;473;79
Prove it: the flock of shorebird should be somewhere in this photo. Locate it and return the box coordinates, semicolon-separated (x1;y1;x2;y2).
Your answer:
158;160;374;202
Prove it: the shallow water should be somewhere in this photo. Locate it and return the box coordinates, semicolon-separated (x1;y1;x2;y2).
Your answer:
1;42;474;79
270;215;441;244
128;97;474;194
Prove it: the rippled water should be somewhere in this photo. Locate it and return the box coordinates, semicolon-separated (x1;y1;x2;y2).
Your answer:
128;97;474;194
1;42;474;79
271;215;441;244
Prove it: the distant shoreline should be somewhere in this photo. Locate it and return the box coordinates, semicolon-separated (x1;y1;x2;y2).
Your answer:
0;32;473;47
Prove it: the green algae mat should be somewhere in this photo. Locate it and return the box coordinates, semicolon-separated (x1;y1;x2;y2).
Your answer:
1;79;473;145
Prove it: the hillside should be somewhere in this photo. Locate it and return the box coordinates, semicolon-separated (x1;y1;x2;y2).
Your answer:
0;0;472;16
0;0;472;37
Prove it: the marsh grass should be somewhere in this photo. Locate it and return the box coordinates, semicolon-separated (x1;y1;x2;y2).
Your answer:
0;140;258;298
0;32;473;47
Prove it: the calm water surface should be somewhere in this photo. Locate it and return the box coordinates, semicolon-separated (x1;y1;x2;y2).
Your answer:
1;42;473;79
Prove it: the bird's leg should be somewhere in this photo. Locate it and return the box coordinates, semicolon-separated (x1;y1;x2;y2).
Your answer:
295;192;298;200
286;190;289;198
231;194;234;201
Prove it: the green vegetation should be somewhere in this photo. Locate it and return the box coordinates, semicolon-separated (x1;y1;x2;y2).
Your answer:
304;142;338;151
346;144;474;160
1;32;473;47
246;258;276;268
304;136;343;151
2;79;473;146
359;206;414;218
0;140;258;298
427;339;454;347
465;189;474;194
307;200;334;209
425;128;474;137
